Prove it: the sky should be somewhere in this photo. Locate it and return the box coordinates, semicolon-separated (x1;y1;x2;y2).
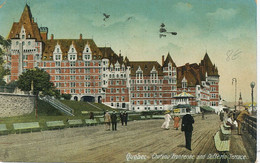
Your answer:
0;0;257;103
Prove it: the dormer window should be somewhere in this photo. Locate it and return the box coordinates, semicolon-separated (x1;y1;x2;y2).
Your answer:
86;48;89;52
55;54;61;61
28;34;31;38
72;48;74;53
22;35;25;39
16;34;19;38
57;48;59;53
69;54;76;61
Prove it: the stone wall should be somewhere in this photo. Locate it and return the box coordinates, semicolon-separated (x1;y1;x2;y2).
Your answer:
0;93;35;117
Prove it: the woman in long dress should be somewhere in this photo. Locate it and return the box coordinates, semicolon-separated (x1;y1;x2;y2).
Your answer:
161;111;172;130
173;115;180;130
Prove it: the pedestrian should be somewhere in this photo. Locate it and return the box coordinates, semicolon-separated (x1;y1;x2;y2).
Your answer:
226;115;233;127
104;110;111;131
173;115;180;130
201;110;205;120
89;112;94;120
181;108;194;151
161;110;172;130
111;110;117;131
236;107;250;135
220;110;224;122
123;111;128;126
120;111;124;126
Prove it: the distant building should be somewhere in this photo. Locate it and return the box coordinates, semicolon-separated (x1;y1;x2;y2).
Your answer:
6;4;220;111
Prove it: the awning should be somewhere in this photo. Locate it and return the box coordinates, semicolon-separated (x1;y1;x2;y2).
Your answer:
174;92;194;98
200;106;215;111
173;104;191;109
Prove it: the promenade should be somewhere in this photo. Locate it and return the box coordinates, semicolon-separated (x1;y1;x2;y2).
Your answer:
0;114;255;163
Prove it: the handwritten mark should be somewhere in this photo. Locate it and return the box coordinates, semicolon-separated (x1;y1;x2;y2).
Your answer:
226;49;242;62
0;0;6;8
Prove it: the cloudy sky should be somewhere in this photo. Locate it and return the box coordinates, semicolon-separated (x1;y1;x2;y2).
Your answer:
0;0;257;103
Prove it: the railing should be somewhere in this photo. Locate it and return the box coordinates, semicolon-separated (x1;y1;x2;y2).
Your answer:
41;96;74;116
244;115;256;139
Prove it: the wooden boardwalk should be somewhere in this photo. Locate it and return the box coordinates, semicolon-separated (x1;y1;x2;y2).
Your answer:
0;114;255;163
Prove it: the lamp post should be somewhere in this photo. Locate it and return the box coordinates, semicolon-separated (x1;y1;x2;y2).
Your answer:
232;78;237;111
250;82;255;115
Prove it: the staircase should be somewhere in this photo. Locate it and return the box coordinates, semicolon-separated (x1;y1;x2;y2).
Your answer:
40;96;74;116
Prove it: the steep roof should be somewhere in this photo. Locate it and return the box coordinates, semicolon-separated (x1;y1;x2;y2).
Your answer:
199;53;219;77
8;4;42;41
129;61;163;76
42;39;101;60
177;63;201;88
99;47;126;68
163;53;176;67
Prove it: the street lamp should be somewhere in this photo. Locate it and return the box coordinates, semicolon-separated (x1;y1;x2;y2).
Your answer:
250;82;255;115
232;78;237;111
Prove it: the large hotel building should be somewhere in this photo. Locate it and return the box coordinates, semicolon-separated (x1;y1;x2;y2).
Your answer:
6;5;220;111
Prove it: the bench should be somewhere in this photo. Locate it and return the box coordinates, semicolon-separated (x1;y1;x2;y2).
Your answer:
214;131;230;152
146;115;152;119
46;121;65;129
140;116;146;120
85;119;98;126
220;124;231;140
0;124;8;135
13;122;40;134
81;111;88;115
68;119;83;127
98;118;105;124
152;115;165;119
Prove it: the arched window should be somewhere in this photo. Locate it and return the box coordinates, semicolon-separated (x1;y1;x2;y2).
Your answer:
22;41;25;46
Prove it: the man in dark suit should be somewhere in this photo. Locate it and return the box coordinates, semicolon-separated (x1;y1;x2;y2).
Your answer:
119;111;124;126
111;110;117;131
123;111;128;126
181;108;194;151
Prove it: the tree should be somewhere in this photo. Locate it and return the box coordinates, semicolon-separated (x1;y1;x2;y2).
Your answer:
17;68;57;118
0;35;11;86
17;68;54;96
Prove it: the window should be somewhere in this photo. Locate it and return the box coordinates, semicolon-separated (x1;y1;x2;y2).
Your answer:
55;69;61;74
22;35;25;39
84;54;90;60
116;97;119;102
55;62;61;67
85;61;90;66
22;41;25;46
16;41;19;45
28;41;31;46
55;55;61;61
71;89;75;94
86;48;89;52
70;82;76;87
70;76;76;80
70;69;76;74
70;61;76;66
69;54;76;60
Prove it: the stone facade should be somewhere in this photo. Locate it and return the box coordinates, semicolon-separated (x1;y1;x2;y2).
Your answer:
0;93;35;117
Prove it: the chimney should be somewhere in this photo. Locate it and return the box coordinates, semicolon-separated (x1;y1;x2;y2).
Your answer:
40;27;48;41
51;34;54;40
80;34;82;40
162;55;164;66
